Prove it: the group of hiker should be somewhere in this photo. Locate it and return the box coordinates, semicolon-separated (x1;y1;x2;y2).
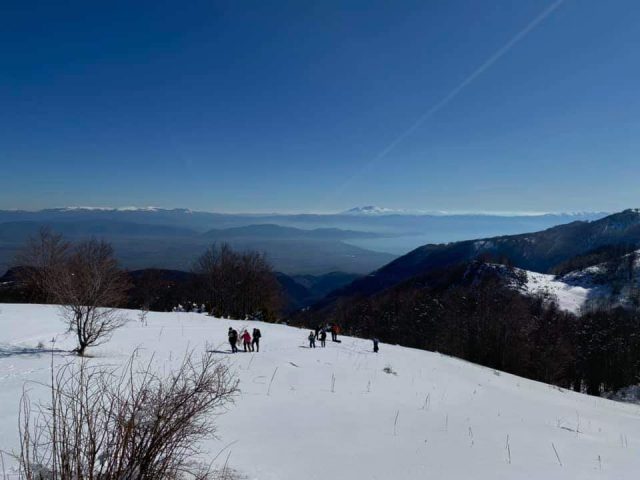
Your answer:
228;327;261;353
308;323;341;348
227;323;380;353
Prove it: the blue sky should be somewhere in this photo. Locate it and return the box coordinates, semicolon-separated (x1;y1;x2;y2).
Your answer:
1;0;640;213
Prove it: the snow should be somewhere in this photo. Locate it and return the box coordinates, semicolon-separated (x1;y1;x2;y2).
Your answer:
54;206;178;212
484;263;611;314
341;207;609;218
342;205;402;216
1;304;640;479
519;270;595;314
508;251;640;313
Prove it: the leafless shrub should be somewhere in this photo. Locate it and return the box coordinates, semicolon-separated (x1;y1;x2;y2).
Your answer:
19;350;239;479
138;308;149;326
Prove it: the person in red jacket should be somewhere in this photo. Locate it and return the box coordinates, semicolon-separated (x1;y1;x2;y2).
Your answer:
241;329;253;352
331;324;341;342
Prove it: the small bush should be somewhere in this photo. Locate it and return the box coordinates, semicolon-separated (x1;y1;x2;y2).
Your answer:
383;365;397;375
19;350;239;479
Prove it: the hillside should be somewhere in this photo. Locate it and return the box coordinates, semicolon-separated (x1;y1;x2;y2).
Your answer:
497;250;640;313
1;304;639;479
389;248;640;315
324;209;640;304
278;271;361;311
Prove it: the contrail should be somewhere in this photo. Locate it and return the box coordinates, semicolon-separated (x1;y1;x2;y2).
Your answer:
331;0;565;199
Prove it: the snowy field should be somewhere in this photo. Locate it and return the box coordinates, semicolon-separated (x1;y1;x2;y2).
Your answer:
1;304;640;479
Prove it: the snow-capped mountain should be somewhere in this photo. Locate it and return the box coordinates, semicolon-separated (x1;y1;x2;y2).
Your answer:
341;205;404;215
341;206;611;218
52;206;193;213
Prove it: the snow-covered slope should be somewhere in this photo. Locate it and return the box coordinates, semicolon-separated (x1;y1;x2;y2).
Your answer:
1;304;639;479
493;250;640;314
517;269;595;313
465;263;597;314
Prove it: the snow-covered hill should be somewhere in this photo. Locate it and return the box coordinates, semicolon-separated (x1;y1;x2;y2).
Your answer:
1;304;639;479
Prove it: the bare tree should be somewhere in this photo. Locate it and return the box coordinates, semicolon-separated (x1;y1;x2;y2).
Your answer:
15;227;70;302
18;231;130;356
19;350;239;479
52;239;131;356
193;243;282;321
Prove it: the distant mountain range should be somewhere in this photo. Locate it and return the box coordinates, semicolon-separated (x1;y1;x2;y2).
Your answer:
341;205;609;217
201;224;377;241
0;207;609;276
341;206;402;215
0;220;393;275
4;207;637;315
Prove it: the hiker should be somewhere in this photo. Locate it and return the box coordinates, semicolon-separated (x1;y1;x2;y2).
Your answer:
331;324;341;342
315;324;321;340
242;329;253;352
228;328;238;353
252;328;262;352
372;337;379;353
308;331;316;348
320;329;327;347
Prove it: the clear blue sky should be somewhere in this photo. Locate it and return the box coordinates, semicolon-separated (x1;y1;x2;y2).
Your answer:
1;0;640;213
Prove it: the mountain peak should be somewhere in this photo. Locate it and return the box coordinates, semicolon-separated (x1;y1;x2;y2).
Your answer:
593;208;640;229
341;206;400;216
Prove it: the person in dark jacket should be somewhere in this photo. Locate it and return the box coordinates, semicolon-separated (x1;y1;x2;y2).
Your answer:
228;328;238;353
372;337;379;353
320;329;327;347
252;328;262;352
308;331;316;348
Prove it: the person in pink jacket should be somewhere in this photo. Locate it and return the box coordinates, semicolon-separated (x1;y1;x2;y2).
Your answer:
241;329;253;352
